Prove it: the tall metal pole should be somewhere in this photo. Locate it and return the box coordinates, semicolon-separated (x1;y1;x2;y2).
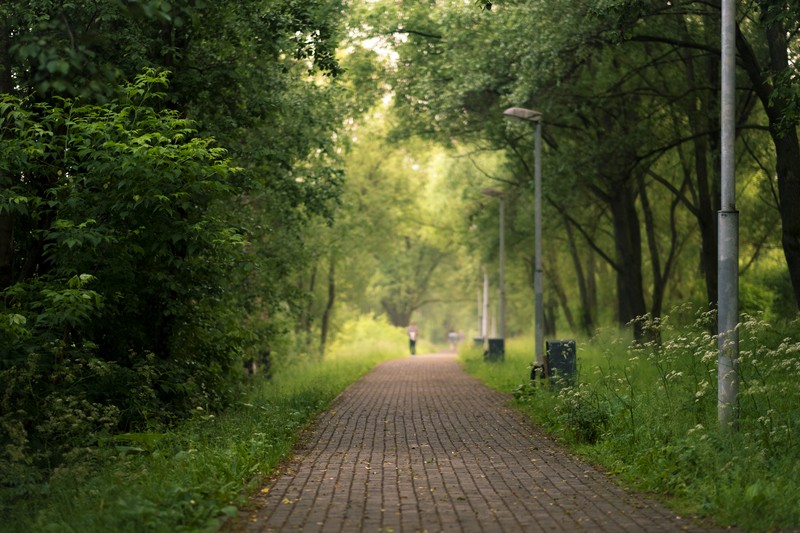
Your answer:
719;0;739;429
534;119;544;370
481;188;506;357
482;269;489;343
498;195;506;340
503;107;544;368
477;287;482;341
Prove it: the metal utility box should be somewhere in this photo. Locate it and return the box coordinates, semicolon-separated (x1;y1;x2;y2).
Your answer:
546;340;576;385
485;338;505;362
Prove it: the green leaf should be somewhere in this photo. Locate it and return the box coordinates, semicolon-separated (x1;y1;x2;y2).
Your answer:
8;314;27;326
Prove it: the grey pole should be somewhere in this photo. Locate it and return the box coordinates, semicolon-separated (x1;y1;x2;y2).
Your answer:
534;119;544;370
483;269;489;343
477;287;482;341
481;188;506;357
503;107;545;369
719;0;739;428
499;195;506;340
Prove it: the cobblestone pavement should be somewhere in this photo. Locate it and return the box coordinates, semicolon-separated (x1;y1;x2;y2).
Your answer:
235;352;728;532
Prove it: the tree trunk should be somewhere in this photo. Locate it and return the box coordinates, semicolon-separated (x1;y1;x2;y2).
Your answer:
563;213;595;336
763;15;800;310
639;173;662;317
692;48;721;310
737;11;800;310
544;295;558;338
301;264;317;334
545;258;575;332
0;24;15;290
608;179;647;337
638;169;683;320
775;130;800;310
587;248;598;327
319;259;335;356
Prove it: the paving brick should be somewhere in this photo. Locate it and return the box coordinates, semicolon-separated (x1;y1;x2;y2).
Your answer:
234;353;732;532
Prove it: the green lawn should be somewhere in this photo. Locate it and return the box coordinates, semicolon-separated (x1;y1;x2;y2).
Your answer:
459;315;800;531
1;337;404;533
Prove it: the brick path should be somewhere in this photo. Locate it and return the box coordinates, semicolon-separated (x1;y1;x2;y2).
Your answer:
235;352;726;532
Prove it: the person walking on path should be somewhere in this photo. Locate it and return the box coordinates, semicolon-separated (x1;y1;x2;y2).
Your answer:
448;330;458;351
406;322;418;355
233;353;731;532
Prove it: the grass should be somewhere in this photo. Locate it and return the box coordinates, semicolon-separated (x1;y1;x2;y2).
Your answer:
459;311;800;531
1;323;405;533
7;311;797;531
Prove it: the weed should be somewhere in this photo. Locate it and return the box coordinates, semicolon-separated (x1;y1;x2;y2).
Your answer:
1;315;404;532
462;310;800;531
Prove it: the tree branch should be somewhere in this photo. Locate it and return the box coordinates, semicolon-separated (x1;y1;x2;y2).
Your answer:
549;197;619;272
627;34;719;55
389;28;443;40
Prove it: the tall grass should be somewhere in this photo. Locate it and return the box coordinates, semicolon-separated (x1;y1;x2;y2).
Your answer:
460;310;800;531
326;314;418;359
1;317;404;533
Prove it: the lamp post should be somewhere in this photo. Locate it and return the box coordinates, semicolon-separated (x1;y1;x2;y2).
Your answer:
481;188;505;359
483;268;489;343
503;107;544;371
474;269;490;348
719;0;738;428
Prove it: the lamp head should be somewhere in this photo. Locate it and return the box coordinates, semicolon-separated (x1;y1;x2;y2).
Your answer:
503;107;542;122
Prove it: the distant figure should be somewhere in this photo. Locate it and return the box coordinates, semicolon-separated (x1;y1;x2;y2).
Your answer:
407;322;419;355
448;330;458;351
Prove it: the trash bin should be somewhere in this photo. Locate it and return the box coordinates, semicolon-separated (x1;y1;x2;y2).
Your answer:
485;338;505;362
546;340;576;385
473;337;485;349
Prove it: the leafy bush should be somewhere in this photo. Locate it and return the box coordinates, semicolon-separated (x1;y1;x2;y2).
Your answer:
0;71;249;492
0;327;398;532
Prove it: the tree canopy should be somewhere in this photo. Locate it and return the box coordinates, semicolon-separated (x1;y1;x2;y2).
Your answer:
1;0;350;486
2;0;799;494
356;0;798;333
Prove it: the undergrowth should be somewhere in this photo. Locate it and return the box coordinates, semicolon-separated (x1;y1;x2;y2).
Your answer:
460;309;800;531
1;316;405;532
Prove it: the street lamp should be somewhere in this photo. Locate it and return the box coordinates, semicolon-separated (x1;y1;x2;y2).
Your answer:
482;268;489;343
481;188;505;360
503;107;545;371
719;0;739;428
474;268;490;348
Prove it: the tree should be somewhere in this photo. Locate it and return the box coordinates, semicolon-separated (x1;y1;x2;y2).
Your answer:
1;0;352;485
356;0;797;339
335;118;455;328
0;73;246;477
734;0;800;308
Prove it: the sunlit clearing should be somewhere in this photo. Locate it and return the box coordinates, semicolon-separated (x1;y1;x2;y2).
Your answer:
325;314;408;361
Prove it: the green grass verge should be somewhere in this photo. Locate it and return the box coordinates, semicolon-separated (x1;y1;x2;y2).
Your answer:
460;316;800;532
2;341;403;533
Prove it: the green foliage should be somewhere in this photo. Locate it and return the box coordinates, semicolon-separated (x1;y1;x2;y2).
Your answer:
356;0;798;337
329;116;477;333
0;329;397;532
0;71;249;491
4;0;344;100
466;310;800;530
326;313;410;360
2;0;354;499
741;265;799;319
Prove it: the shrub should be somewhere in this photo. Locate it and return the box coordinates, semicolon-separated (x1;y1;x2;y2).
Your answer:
0;71;249;493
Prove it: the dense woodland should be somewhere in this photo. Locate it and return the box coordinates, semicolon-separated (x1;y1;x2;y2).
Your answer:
1;0;799;494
